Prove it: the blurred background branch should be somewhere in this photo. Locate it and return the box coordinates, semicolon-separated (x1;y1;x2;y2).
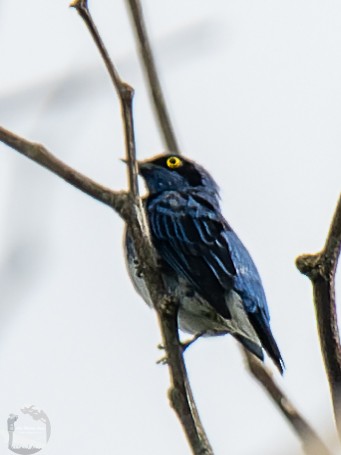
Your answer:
244;349;331;455
0;126;129;215
125;0;180;154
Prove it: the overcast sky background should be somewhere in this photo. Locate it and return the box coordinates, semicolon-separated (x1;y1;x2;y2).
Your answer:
0;1;340;454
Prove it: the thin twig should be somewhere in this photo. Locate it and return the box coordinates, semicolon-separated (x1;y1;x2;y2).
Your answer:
125;0;180;154
244;350;332;455
0;126;129;218
71;0;139;198
296;195;341;438
71;1;213;453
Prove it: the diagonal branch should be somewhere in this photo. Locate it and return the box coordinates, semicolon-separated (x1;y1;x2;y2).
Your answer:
296;195;341;438
71;0;139;198
71;1;213;453
125;0;180;154
0;126;129;218
244;350;332;455
0;94;213;455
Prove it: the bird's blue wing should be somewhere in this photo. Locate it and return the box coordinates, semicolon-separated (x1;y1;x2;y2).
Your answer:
224;230;284;371
223;230;270;319
147;191;236;318
147;190;270;322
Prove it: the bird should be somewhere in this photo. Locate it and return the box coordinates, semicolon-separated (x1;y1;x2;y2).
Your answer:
124;153;284;373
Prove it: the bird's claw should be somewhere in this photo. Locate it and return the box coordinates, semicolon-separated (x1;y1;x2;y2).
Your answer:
156;343;168;364
180;332;205;352
156;333;204;364
156;355;168;365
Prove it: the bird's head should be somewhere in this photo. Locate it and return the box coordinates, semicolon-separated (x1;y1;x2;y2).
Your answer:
138;154;220;196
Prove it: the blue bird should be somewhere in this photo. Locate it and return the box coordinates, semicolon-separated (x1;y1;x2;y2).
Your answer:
125;154;284;373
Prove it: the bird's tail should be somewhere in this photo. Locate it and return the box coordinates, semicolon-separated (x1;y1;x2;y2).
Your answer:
234;334;264;362
248;313;285;374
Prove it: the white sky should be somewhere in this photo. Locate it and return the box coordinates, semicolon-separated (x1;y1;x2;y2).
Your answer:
0;1;340;454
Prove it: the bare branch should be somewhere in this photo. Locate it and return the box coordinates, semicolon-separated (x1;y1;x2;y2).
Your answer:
0;126;129;218
71;0;139;197
158;301;213;455
71;0;124;96
244;350;332;455
71;1;213;453
125;0;180;154
296;195;341;437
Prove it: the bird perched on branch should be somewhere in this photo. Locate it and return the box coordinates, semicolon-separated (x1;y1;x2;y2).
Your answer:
125;154;284;373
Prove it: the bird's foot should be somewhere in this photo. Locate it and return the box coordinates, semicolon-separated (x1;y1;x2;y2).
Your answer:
156;343;168;365
156;332;205;364
180;332;205;352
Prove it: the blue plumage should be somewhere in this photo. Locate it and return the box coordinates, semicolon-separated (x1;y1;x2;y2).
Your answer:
125;154;284;373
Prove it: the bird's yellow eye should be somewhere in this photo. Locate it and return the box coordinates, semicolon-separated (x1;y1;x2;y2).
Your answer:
166;156;182;169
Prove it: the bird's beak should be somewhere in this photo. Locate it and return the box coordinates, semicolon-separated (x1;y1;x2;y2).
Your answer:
137;161;155;172
120;158;154;174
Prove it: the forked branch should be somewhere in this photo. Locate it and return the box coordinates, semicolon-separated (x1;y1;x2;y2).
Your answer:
296;195;341;438
0;1;212;452
71;0;139;198
0;126;129;218
71;1;212;453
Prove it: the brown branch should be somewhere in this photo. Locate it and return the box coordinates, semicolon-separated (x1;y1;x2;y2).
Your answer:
296;194;341;438
244;350;332;455
158;299;213;455
0;114;213;455
70;0;139;198
71;1;212;453
0;122;212;453
125;0;180;154
0;126;129;218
